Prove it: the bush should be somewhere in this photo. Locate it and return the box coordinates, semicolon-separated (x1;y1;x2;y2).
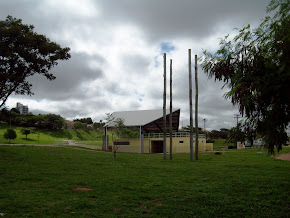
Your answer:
206;139;215;143
4;129;17;142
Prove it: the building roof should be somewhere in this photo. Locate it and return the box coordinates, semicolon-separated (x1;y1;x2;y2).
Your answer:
106;109;180;133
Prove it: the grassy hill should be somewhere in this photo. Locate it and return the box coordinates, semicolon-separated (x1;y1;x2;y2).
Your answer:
0;123;106;145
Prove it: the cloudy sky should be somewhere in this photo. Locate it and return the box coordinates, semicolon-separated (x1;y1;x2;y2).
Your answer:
1;0;270;130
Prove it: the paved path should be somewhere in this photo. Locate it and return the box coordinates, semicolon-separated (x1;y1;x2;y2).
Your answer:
0;144;59;147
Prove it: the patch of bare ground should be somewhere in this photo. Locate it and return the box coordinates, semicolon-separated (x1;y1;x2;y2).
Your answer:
73;187;92;191
272;153;290;161
140;204;151;214
151;200;163;206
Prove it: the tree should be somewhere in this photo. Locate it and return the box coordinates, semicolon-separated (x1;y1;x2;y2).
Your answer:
43;114;65;129
202;0;289;154
112;118;125;159
208;129;229;139
4;129;17;143
0;16;71;108
93;121;105;130
73;121;86;131
21;128;31;139
228;123;246;147
105;113;140;158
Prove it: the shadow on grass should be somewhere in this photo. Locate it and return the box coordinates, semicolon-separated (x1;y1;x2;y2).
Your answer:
21;138;37;142
75;130;86;140
49;130;73;139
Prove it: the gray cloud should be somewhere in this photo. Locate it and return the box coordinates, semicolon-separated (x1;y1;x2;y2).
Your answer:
121;54;151;75
1;0;269;130
98;0;269;41
28;52;104;101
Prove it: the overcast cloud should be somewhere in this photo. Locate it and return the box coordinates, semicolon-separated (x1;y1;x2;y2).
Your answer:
1;0;270;130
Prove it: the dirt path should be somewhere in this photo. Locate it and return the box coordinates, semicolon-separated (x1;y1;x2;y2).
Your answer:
272;153;290;161
0;144;100;152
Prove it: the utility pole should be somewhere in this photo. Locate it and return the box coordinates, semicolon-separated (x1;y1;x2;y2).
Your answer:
189;49;194;161
234;114;241;147
234;114;240;126
181;117;184;128
202;118;207;140
194;54;199;161
170;59;173;160
163;53;167;160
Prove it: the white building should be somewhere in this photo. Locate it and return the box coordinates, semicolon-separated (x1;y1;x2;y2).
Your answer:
16;102;29;115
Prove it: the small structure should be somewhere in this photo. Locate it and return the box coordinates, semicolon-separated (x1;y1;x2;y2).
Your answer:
105;109;213;153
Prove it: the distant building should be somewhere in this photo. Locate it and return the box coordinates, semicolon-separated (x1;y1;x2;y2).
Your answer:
16;102;29;115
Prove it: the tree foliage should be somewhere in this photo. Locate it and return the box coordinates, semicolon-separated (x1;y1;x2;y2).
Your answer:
4;128;17;142
73;117;93;124
73;121;87;131
208;128;230;139
105;113;139;139
0;16;71;108
21;128;31;139
93;120;105;129
202;0;289;154
0;109;65;129
228;123;246;145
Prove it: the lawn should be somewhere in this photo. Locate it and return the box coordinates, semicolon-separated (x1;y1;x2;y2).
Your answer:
212;139;233;149
0;146;289;217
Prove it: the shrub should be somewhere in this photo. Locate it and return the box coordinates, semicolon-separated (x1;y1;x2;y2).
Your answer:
4;129;17;143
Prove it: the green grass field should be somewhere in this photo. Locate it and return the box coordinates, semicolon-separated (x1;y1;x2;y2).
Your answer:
0;146;289;217
212;139;233;149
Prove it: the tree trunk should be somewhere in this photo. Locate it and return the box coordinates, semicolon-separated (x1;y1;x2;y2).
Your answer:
189;49;194;161
195;54;199;161
163;53;167;160
170;59;173;160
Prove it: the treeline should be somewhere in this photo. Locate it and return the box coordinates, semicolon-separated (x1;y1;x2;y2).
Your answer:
73;117;93;124
0;108;106;131
182;126;230;140
208;128;230;139
0;108;65;129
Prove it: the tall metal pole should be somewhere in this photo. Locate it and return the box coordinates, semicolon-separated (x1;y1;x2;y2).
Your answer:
140;126;142;153
140;126;144;153
170;59;173;160
195;54;199;161
189;49;194;161
105;126;108;151
181;117;183;128
234;114;240;126
234;114;241;147
202;118;207;140
163;53;167;160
